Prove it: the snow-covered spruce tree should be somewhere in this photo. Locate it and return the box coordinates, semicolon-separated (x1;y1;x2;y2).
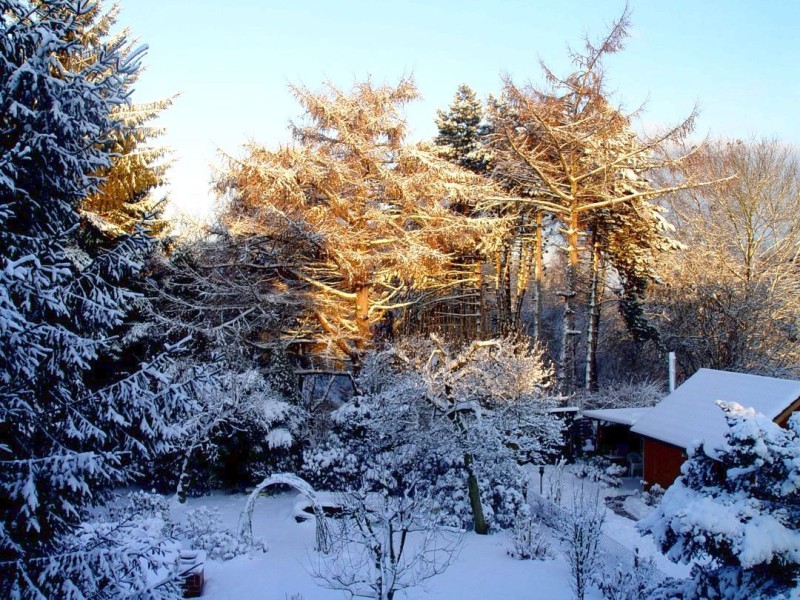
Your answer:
173;364;305;503
0;2;188;597
639;402;800;599
434;83;491;174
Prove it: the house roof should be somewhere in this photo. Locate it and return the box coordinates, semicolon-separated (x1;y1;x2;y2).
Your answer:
630;368;800;458
582;407;652;426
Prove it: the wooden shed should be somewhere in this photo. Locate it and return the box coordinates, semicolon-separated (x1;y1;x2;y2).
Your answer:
631;369;800;489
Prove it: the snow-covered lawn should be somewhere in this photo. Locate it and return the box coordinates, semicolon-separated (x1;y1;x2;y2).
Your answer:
167;466;689;599
174;491;579;599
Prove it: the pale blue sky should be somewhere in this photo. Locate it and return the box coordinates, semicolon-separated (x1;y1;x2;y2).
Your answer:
119;1;800;218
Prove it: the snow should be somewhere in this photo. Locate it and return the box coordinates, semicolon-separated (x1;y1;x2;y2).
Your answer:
165;461;698;599
631;368;800;458
582;407;652;426
177;491;592;600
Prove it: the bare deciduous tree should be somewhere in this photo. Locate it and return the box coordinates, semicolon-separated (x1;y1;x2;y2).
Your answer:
148;225;298;353
312;477;462;600
556;485;606;600
656;138;800;377
389;334;559;535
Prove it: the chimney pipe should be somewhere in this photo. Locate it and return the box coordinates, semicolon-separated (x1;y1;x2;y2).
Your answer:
668;352;676;392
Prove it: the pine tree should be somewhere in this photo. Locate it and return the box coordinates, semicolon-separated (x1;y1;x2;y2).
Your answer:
0;2;188;596
432;85;497;341
434;84;491;174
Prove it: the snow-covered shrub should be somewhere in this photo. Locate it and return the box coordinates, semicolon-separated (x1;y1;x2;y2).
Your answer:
572;456;625;487
596;549;659;600
171;365;305;502
311;480;462;600
119;490;173;519
507;509;553;561
543;459;568;507
639;402;800;599
313;334;564;535
176;506;264;560
109;490;175;536
555;485;606;600
640;483;665;507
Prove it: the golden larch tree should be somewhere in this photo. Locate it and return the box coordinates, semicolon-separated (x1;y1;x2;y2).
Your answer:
485;7;714;393
217;78;510;365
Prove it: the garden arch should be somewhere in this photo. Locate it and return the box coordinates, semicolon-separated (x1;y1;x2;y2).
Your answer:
239;473;330;552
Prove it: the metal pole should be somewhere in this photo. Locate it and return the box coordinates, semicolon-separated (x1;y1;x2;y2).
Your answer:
668;352;676;392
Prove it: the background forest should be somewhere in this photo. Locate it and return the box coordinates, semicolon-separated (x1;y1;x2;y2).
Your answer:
1;1;798;598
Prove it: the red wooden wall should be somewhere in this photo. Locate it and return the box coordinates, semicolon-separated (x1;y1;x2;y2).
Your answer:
642;437;686;490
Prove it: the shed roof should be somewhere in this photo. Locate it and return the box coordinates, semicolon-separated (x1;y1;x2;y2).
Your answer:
630;368;800;457
582;407;652;426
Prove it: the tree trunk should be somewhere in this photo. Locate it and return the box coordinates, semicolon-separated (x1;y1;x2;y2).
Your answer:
496;245;512;334
176;443;198;503
584;232;602;392
355;284;371;347
476;260;485;339
464;452;488;535
512;216;534;330
557;209;580;396
532;211;544;343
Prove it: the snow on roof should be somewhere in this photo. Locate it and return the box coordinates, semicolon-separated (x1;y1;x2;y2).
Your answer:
582;407;652;426
631;368;800;457
549;406;580;414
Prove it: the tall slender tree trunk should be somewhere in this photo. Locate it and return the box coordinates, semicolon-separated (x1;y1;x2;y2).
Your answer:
176;443;198;503
498;245;512;334
557;209;580;396
476;259;485;338
450;406;488;535
532;211;544;343
512;215;534;331
585;232;603;392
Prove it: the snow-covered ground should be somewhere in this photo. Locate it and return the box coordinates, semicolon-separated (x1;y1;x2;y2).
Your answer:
167;466;689;599
172;491;580;600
